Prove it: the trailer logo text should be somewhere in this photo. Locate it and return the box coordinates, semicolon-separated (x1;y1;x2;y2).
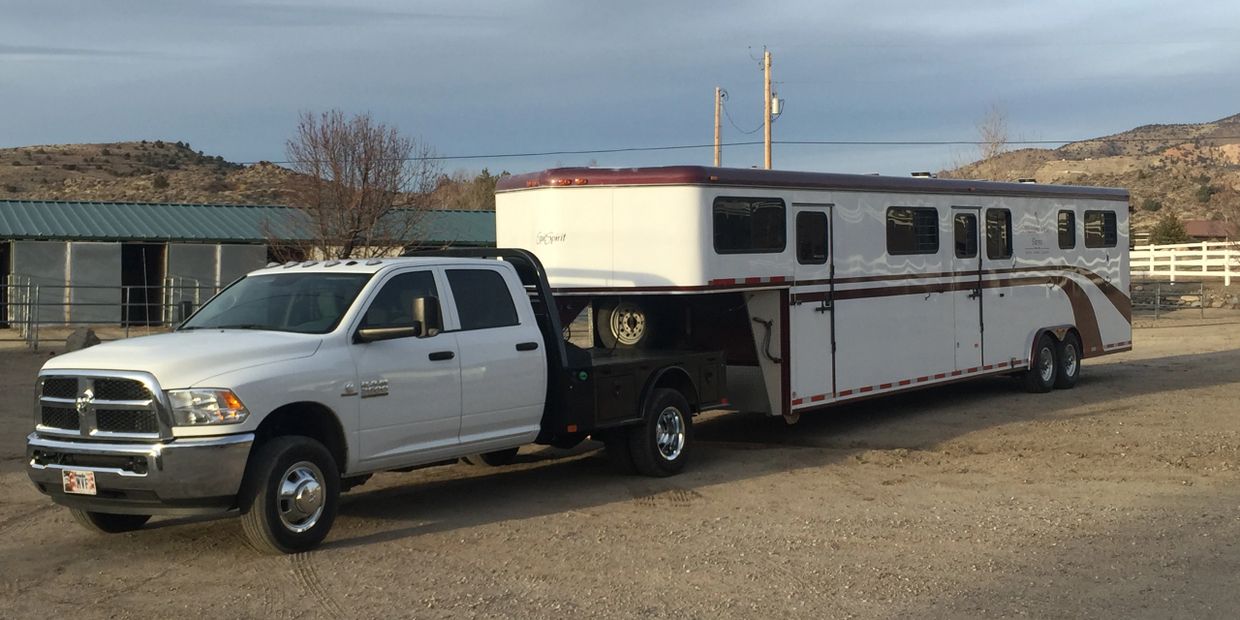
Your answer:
536;232;568;246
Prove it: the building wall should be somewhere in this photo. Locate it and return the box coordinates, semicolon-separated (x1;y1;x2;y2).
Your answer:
68;242;122;324
11;241;68;323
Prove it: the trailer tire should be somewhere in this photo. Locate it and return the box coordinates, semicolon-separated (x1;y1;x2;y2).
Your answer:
69;509;150;534
1054;332;1082;389
462;447;520;467
628;388;692;477
1023;334;1058;393
239;436;340;555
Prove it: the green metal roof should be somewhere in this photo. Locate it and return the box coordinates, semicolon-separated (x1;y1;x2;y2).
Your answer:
0;200;495;246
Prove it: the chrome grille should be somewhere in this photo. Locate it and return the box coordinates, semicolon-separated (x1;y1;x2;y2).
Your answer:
93;379;151;401
41;406;80;431
42;378;78;399
96;409;159;434
37;373;165;440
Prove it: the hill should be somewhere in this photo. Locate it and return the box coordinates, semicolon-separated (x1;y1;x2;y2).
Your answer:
0;140;293;204
942;114;1240;235
0;140;501;211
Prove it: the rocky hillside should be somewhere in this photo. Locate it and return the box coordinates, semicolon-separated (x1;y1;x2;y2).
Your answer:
0;140;292;204
942;114;1240;234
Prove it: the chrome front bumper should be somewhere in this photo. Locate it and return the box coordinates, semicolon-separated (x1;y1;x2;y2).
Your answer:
26;432;254;515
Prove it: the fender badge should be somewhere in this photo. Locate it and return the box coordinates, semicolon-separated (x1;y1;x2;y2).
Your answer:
341;382;359;397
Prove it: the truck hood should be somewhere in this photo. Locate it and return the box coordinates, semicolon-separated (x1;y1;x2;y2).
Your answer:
42;330;323;389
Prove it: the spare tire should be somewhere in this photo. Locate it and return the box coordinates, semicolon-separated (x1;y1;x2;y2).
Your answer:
596;300;657;349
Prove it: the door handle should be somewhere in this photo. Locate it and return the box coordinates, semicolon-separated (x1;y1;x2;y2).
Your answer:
516;341;539;351
428;351;455;361
968;289;981;300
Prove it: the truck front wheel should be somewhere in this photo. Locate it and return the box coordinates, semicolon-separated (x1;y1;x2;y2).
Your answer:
628;388;693;477
239;436;340;554
70;509;150;533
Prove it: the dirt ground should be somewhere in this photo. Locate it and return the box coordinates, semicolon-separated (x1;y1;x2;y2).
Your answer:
1;321;1238;619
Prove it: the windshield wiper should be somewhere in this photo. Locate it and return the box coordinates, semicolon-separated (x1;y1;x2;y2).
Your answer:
209;324;274;331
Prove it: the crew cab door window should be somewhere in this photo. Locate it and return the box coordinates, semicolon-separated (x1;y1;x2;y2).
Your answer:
360;271;440;332
445;268;546;446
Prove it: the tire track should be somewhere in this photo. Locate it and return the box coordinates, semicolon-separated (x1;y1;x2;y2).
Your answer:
289;552;346;618
631;487;703;508
0;504;54;537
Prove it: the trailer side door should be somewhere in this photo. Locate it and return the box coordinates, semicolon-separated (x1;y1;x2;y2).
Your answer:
789;204;834;407
951;207;984;370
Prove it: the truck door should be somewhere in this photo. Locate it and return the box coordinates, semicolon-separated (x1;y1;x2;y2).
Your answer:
351;268;463;468
790;204;834;407
952;207;984;370
443;267;547;448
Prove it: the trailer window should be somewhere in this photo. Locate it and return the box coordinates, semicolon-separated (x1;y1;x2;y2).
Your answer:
886;207;939;255
795;211;829;264
447;269;519;330
1084;210;1117;248
1058;211;1076;249
954;212;978;258
985;209;1012;260
713;197;786;254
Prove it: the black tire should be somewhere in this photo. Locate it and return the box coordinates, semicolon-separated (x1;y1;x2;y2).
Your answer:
69;509;150;534
239;436;340;555
1054;332;1082;389
600;432;636;474
1023;334;1058;393
462;447;520;467
627;388;693;477
596;300;657;349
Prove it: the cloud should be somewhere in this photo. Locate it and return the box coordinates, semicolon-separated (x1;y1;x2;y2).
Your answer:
0;44;153;58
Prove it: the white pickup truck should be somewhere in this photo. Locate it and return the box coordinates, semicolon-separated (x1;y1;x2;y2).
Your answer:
26;250;724;553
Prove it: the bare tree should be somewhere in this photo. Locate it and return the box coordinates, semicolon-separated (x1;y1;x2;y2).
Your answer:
276;110;439;259
939;104;1010;180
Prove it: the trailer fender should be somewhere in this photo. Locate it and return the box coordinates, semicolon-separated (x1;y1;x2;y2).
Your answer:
1026;324;1076;366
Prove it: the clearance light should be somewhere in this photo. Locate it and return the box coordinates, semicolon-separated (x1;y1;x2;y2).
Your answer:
548;178;574;186
573;178;588;185
526;180;539;188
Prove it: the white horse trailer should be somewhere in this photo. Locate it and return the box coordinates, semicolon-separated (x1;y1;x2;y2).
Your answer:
496;166;1131;420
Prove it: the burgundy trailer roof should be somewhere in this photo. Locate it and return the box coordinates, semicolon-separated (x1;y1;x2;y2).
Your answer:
496;166;1129;202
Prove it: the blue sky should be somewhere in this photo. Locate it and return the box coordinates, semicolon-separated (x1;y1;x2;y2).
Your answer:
2;0;1238;176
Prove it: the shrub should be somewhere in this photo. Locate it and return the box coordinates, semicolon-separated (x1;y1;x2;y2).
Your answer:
3;184;17;193
61;163;78;171
101;148;111;156
1140;198;1162;212
1148;213;1191;245
152;174;169;189
11;160;21;166
1195;184;1216;203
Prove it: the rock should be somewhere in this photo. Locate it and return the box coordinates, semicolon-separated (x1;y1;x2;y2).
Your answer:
64;327;101;352
1180;295;1201;303
1211;300;1226;308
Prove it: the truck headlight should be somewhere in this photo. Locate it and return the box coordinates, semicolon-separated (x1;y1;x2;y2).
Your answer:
167;389;250;426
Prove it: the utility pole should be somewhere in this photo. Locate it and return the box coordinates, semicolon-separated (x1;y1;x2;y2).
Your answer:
714;87;723;167
763;48;773;169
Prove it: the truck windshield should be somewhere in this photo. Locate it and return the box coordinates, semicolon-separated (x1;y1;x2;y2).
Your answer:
179;273;373;334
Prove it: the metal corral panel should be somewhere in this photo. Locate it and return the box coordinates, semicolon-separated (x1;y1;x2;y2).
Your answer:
67;242;122;324
219;244;268;284
12;241;68;323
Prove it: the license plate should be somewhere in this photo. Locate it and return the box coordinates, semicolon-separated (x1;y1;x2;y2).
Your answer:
62;470;97;496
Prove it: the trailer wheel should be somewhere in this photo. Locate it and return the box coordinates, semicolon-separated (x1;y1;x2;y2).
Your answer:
1054;332;1082;389
239;436;340;554
596;300;655;348
69;509;150;534
1022;334;1058;393
628;388;692;477
462;447;520;467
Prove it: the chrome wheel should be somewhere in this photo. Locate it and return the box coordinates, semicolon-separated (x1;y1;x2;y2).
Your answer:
655;406;686;461
277;461;325;534
1061;342;1078;378
609;302;647;346
1038;345;1055;384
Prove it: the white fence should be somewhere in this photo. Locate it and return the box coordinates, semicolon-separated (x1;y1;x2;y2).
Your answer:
1131;241;1240;285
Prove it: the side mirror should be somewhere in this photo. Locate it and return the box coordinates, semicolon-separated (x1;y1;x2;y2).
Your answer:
356;322;423;343
411;296;442;337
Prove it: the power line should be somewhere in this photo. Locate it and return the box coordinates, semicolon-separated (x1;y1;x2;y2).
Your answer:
239;135;1240;165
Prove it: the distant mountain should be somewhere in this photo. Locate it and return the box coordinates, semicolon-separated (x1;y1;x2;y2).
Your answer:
941;114;1240;234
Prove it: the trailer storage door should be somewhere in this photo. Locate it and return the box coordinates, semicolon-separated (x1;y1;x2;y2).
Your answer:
951;208;983;370
789;205;834;407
